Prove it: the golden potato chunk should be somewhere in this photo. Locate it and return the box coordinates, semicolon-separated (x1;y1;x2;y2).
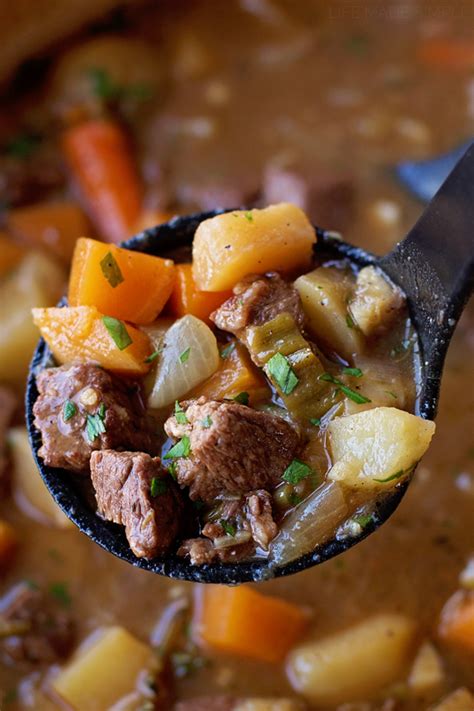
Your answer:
349;265;405;337
430;688;474;711
408;641;445;697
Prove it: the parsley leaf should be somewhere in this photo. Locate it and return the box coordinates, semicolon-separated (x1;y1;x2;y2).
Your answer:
86;406;106;442
168;462;177;480
102;316;132;350
49;582;71;607
282;459;313;484
352;513;374;528
310;417;321;426
62;400;77;422
342;367;363;378
144;349;162;363
151;477;168;497
88;67;120;100
201;415;213;428
179;347;191;363
220;342;236;359
266;353;299;395
100;251;124;288
220;519;236;536
164;436;191;460
244;211;254;222
319;373;371;404
4;132;41;159
373;469;405;484
174;401;188;425
233;392;249;405
346;313;355;329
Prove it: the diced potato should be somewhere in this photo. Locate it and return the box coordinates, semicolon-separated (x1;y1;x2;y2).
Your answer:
50;626;152;711
192;204;316;291
430;688;474;711
327;407;436;489
9;427;72;529
349;266;404;337
294;266;364;360
0;519;18;568
287;613;417;705
408;642;445;697
147;314;220;408
0;252;65;384
234;700;305;711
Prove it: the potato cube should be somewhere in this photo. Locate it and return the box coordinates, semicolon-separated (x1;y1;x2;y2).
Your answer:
287;613;416;705
408;642;445;696
430;688;474;711
349;266;404;337
192;203;316;291
327;407;435;489
294;266;364;359
50;626;152;710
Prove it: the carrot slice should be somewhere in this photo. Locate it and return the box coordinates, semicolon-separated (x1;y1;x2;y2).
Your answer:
194;585;308;663
417;39;474;70
439;591;474;654
32;305;152;377
168;264;232;324
62;119;143;243
69;237;175;325
0;232;25;277
8;200;90;264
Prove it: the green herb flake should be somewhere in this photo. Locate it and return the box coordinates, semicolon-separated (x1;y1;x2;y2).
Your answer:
342;367;363;378
88;67;120;101
353;513;374;528
4;132;41;159
168;461;178;480
220;519;236;536
151;477;168;497
164;436;191;460
319;372;371;405
49;582;71;607
144;349;162;363
3;688;18;706
201;415;213;429
179;347;191;363
62;400;77;422
86;406;106;443
174;401;188;425
282;459;313;485
385;390;398;399
233;391;249;406
310;417;321;426
373;469;405;484
244;211;254;222
346;313;355;329
266;353;299;395
102;316;132;350
100;251;124;288
220;342;236;359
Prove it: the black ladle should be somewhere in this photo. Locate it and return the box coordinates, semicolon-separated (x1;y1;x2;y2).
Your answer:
26;145;474;584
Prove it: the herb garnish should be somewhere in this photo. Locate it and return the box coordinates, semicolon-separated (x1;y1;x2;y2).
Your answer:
102;316;132;350
385;390;398;399
244;211;254;222
179;347;191;363
220;342;235;359
174;401;188;425
266;353;299;395
201;415;213;428
62;400;77;422
49;582;71;607
346;314;355;329
342;367;363;378
151;477;168;497
164;436;191;460
310;417;321;426
4;132;41;159
282;459;313;484
168;462;177;480
220;519;236;536
144;349;162;363
100;251;124;288
319;373;371;404
373;469;405;484
352;513;374;528
233;392;249;406
86;405;106;442
88;67;153;104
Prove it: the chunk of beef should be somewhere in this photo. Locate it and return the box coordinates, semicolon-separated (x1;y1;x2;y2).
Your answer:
91;450;183;559
245;489;278;549
0;386;17;479
0;582;75;666
174;698;236;711
33;363;157;473
262;164;355;231
164;398;299;503
211;273;305;337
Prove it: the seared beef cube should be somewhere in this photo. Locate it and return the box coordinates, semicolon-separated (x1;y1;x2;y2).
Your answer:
164;398;299;503
262;164;355;231
0;582;75;666
211;272;305;337
0;386;17;479
91;450;183;559
33;363;156;473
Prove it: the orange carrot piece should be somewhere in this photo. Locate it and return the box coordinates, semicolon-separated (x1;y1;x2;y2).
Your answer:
0;232;25;277
69;237;175;325
32;305;152;377
417;39;474;70
191;340;270;402
62;119;143;244
0;520;18;568
168;264;232;324
194;585;308;663
7;200;91;264
439;592;474;654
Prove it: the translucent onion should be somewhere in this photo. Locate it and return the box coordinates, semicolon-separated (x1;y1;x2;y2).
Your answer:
147;314;220;408
269;482;348;568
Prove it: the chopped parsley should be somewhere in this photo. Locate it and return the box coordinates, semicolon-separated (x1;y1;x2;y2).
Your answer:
102;316;132;350
319;373;371;405
244;211;254;222
179;347;191;363
62;400;77;422
282;459;313;484
174;401;188;425
266;353;299;395
86;406;106;442
151;477;168;497
220;519;236;536
88;67;121;100
164;436;191;460
100;251;124;288
144;349;162;364
342;367;363;378
373;469;405;484
98;402;106;419
49;582;71;607
168;462;177;479
4;132;41;159
220;342;236;359
346;313;355;329
352;513;374;528
201;415;213;429
385;390;398;399
310;417;321;426
233;391;249;405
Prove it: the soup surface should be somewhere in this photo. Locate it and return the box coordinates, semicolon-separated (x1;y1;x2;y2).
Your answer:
0;1;473;709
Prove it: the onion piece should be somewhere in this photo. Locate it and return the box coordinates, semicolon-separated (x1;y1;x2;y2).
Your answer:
213;531;252;549
269;482;348;568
